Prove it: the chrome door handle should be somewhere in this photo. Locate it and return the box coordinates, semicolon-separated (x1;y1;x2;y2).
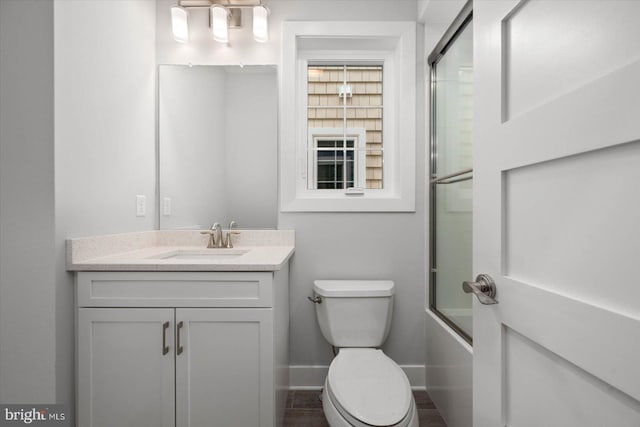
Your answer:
463;274;498;305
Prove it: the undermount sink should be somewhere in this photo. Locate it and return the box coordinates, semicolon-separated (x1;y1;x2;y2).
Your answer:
152;249;249;261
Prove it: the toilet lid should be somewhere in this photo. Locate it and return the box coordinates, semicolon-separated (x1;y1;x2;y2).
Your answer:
327;348;412;426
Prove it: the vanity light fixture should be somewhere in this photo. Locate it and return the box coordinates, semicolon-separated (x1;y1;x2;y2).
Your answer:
171;6;189;43
172;0;270;45
210;5;229;43
252;5;269;43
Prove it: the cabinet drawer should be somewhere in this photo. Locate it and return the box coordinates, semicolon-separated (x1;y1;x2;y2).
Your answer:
77;272;273;308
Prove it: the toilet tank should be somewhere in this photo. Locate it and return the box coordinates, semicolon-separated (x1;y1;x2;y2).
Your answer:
312;280;394;348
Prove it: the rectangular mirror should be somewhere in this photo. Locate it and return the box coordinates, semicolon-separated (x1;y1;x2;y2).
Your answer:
158;64;278;230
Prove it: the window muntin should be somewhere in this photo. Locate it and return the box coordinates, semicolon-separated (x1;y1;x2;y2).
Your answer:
307;65;383;190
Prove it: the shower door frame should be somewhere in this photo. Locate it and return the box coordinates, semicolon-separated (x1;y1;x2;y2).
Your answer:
428;0;474;345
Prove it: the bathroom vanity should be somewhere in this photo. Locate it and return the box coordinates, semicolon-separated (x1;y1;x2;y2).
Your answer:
67;230;293;427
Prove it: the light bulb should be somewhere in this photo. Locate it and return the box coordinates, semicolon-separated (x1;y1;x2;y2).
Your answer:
211;5;229;44
252;5;269;43
171;6;189;43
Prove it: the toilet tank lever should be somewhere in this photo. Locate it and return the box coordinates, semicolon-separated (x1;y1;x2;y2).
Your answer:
307;295;322;304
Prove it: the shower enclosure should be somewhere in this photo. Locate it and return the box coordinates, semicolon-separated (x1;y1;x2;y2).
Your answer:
429;10;473;343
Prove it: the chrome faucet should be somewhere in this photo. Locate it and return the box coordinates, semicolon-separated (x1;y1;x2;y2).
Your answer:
200;222;224;248
200;221;240;249
211;222;224;248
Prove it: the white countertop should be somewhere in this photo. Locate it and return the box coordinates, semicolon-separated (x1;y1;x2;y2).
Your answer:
66;230;294;272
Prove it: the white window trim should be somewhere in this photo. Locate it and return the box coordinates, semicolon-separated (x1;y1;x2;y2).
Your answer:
307;127;367;190
280;21;416;212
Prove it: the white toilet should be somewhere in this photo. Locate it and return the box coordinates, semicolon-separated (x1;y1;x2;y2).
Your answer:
312;280;419;427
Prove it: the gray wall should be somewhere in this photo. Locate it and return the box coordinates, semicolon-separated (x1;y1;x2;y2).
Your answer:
156;0;427;368
0;0;157;413
0;0;57;403
54;0;157;417
55;0;157;237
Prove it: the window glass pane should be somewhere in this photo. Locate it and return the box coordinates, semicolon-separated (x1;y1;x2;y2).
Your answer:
335;162;344;182
307;64;383;190
317;182;336;189
346;160;354;184
317;164;336;181
318;140;337;148
317;150;336;161
308;66;343;107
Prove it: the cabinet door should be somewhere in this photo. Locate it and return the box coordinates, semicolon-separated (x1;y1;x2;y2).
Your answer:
175;308;274;427
77;308;175;427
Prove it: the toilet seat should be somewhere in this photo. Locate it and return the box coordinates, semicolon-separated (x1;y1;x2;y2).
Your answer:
326;348;413;426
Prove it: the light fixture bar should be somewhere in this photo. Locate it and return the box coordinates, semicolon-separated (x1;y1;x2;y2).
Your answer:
173;0;269;45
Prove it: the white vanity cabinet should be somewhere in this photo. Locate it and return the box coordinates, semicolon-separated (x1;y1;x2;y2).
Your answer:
75;269;289;427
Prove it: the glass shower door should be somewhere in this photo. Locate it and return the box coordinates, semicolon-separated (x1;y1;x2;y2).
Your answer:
429;17;474;342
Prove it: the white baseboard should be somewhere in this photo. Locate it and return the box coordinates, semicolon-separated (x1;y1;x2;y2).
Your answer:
289;364;425;390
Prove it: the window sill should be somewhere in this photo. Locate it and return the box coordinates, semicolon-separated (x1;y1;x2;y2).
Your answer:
281;190;415;212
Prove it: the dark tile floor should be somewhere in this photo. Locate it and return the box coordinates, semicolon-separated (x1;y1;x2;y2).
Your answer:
283;390;446;426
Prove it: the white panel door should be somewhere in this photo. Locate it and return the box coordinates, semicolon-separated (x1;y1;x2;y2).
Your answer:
473;1;640;425
77;308;175;427
175;308;274;427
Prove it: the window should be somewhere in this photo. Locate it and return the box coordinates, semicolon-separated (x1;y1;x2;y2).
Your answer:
307;128;366;190
307;65;383;190
281;21;416;212
314;138;356;189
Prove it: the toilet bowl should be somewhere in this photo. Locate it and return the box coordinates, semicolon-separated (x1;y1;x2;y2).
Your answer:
322;349;418;427
312;280;418;427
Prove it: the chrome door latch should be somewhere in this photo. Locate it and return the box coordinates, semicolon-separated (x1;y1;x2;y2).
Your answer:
462;274;498;305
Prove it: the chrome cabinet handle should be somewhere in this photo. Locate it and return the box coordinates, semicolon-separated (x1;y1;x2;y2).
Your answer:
176;321;184;355
463;274;498;305
162;321;170;355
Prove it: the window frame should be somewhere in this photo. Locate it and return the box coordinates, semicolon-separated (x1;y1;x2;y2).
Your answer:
280;21;416;212
307;127;367;191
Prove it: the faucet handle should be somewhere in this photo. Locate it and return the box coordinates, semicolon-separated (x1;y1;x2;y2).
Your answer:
224;221;240;248
200;230;216;248
224;231;241;248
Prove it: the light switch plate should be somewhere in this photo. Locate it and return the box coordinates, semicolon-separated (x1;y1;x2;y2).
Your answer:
136;195;146;217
